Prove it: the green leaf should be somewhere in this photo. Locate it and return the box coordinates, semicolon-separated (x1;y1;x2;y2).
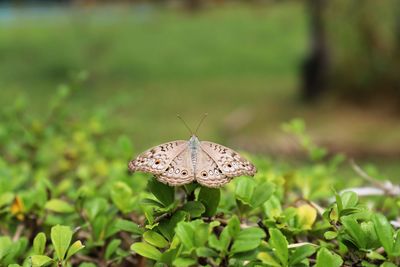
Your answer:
196;247;218;257
51;225;72;261
198;187;220;217
66;240;85;260
269;228;288;265
341;191;358;209
105;239;121;260
114;219;143;234
393;230;400;256
110;181;135;213
172;257;197;267
366;251;386;261
209;227;231;253
324;231;338;240
33;232;46;255
230;227;266;254
227;215;241;238
263;195;282;219
175;221;195;249
250;181;275;207
316;247;343;267
297;204;317;230
131;242;161;261
0;236;12;260
44;199;74;213
143;231;169;248
182;201;205;218
381;263;397;267
157;211;187;241
257;252;281;267
289;244;316;265
372;214;394;255
342;216;367;249
148;178;174;207
30;255;53;267
235;177;255;205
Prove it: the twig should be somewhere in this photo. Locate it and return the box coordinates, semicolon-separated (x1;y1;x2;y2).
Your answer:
13;224;25;242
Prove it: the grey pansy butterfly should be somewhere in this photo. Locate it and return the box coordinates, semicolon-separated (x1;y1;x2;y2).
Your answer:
128;115;256;188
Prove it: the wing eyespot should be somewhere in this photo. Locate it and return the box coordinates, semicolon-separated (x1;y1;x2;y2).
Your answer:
201;171;208;177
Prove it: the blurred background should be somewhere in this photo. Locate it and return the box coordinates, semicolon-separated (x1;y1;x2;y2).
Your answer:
0;0;399;173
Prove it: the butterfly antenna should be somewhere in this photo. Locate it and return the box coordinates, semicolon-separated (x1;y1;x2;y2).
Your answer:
195;113;208;135
177;114;193;135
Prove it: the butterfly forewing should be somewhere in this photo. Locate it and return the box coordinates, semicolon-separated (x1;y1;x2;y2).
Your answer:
128;140;187;175
200;141;257;178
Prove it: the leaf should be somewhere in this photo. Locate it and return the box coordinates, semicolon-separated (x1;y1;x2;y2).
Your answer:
0;236;12;260
315;247;343;267
157;211;187;241
324;231;338;240
105;239;121;260
227;215;241;238
257;252;281;267
51;225;72;261
230;227;266;254
297;204;317;230
114;219;143;234
209;227;231;253
393;230;400;256
143;231;169;248
372;214;394;256
198;187;220;217
175;221;195;249
66;240;85;260
235;177;255;205
269;228;288;266
263;195;282;219
289;244;316;265
381;263;397;267
172;257;197;267
182;201;205;218
341;191;358;209
30;255;53;267
341;216;367;249
131;242;161;261
366;251;386;261
44;199;74;213
148;178;175;207
33;232;46;255
250;181;275;207
196;247;218;257
110;181;135;213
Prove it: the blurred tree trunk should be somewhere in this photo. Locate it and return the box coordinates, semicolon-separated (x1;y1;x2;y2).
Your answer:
301;0;329;101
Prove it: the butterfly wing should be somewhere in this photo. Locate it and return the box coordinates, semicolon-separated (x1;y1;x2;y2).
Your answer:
128;140;187;175
200;141;256;178
195;149;230;188
157;146;195;186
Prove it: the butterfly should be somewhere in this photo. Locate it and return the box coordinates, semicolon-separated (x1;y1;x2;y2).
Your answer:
128;115;256;188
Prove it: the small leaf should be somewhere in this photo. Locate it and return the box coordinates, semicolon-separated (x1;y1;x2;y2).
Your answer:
289;244;316;265
269;228;288;266
105;239;121;260
230;227;266;254
51;225;72;261
297;204;317;230
381;263;397;267
114;219;143;234
157;211;187;241
175;221;195;249
148;178;175;207
30;255;53;267
66;240;85;260
257;252;281;267
45;199;74;213
366;250;386;261
131;242;161;261
235;177;255;205
143;231;169;248
342;216;367;249
227;215;241;238
196;247;218;257
250;181;275;207
316;247;343;267
324;231;338;240
33;232;46;255
198;187;220;217
110;182;135;213
341;191;358;209
172;257;197;267
182;201;205;218
372;214;394;256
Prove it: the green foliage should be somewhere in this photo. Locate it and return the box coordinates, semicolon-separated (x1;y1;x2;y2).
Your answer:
0;92;399;266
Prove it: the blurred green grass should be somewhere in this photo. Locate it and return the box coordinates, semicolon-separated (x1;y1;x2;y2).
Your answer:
0;2;307;149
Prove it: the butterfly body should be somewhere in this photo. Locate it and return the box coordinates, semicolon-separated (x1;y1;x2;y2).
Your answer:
129;135;256;188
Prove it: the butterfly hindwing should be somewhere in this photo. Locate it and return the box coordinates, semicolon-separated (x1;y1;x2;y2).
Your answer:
157;147;195;186
200;141;257;178
195;149;230;188
128;140;187;175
